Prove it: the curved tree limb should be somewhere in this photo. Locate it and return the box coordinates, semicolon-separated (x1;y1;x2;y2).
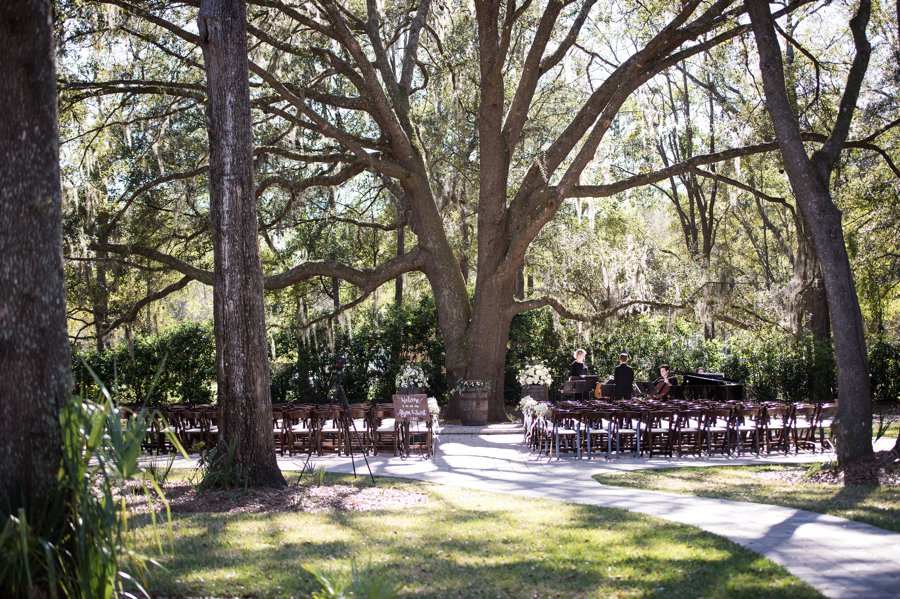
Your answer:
103;275;193;335
90;241;426;293
507;295;686;321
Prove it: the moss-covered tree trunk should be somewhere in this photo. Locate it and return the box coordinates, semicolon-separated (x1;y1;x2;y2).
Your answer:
0;0;71;511
198;0;284;487
747;0;873;471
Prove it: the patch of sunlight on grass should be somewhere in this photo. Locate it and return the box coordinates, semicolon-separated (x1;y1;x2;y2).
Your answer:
130;475;822;598
594;465;900;533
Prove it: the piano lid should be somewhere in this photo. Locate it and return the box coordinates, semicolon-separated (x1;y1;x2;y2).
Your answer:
682;372;736;386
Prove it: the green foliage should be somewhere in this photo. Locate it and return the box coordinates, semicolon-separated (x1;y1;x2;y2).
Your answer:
869;337;900;403
0;390;184;598
72;323;216;405
145;454;176;486
196;440;241;491
271;296;448;405
72;308;893;413
302;559;400;599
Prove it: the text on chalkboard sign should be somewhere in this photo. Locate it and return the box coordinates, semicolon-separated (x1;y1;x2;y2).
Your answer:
392;394;429;421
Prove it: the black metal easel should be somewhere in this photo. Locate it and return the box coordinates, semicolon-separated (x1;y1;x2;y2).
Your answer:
297;356;375;484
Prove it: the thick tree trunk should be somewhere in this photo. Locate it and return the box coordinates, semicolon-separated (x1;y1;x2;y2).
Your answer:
464;277;516;421
747;0;873;467
790;223;833;401
198;0;283;487
0;0;71;511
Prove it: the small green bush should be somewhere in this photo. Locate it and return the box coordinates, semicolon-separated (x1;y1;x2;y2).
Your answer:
0;391;184;598
303;558;400;599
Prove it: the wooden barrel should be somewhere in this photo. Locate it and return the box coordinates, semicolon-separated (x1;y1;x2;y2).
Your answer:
457;390;489;426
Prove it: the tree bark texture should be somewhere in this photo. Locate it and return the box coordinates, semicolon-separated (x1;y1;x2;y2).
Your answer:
790;222;833;401
746;0;873;466
198;0;283;487
0;0;71;511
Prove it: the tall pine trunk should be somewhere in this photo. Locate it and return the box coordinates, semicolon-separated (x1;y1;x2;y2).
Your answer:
746;0;873;470
198;0;283;487
0;0;71;511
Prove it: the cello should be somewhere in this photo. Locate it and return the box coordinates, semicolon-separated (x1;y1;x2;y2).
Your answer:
653;378;671;399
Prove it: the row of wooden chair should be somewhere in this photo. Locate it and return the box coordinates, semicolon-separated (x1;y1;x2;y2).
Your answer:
526;400;837;460
143;402;435;459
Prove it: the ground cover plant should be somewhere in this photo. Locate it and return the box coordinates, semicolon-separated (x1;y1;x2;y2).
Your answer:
594;463;900;533
128;472;821;598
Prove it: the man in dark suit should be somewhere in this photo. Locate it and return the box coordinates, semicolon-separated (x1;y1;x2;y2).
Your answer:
613;352;634;400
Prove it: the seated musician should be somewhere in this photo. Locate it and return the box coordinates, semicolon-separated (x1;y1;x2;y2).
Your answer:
569;348;588;378
611;352;634;400
652;364;677;400
697;366;706;374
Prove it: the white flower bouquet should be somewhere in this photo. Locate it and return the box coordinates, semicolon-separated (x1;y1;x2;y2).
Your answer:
517;362;553;387
518;395;538;415
533;402;550;417
395;364;427;390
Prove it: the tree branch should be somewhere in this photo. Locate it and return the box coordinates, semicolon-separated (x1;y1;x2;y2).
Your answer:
814;0;872;174
92;241;426;293
102;275;193;335
507;295;685;321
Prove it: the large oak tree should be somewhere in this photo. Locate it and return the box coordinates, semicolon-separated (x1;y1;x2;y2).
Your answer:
746;0;875;467
198;0;284;486
58;1;896;464
0;0;72;512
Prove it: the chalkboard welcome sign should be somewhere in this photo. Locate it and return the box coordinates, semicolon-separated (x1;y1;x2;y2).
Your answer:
392;394;429;422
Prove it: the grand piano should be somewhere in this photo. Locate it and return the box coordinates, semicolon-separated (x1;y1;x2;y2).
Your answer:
677;372;744;402
584;373;743;402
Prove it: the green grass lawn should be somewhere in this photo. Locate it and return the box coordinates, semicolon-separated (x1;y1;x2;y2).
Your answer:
594;466;900;533
130;473;821;598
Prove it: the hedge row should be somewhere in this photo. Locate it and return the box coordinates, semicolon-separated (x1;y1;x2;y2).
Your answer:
72;303;899;406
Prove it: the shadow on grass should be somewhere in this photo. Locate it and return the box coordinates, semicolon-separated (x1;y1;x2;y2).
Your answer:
134;483;821;599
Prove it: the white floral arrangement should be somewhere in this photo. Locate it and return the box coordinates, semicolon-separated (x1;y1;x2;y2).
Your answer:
517;362;553;387
395;364;427;390
533;402;550;417
518;395;538;415
427;396;440;417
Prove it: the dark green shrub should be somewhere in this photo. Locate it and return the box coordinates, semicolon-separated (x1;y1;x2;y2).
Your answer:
72;323;215;406
271;296;448;405
870;337;899;403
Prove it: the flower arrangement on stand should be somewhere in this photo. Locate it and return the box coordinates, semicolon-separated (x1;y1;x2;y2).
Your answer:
395;363;427;392
427;396;440;424
518;395;538;416
517;363;553;387
517;362;553;402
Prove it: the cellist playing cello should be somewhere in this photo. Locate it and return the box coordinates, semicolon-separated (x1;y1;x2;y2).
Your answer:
652;364;677;400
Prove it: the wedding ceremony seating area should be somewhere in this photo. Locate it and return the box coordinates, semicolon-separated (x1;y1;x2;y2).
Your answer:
143;402;435;459
524;399;838;460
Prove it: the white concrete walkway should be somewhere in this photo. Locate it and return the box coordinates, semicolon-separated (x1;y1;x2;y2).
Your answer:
159;431;900;598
